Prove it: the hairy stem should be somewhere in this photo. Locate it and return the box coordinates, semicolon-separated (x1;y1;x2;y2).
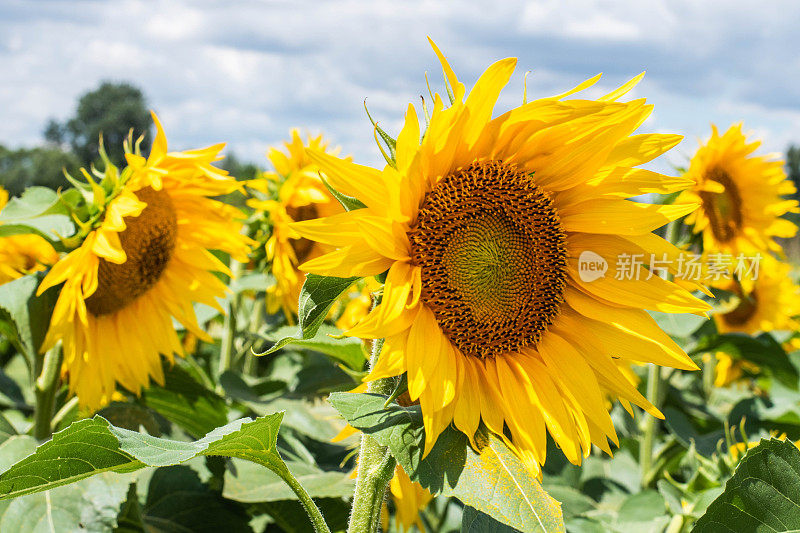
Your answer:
282;465;333;533
348;338;397;533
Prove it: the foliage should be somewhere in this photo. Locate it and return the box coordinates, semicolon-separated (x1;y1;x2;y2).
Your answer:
0;145;79;196
694;438;800;532
54;81;153;167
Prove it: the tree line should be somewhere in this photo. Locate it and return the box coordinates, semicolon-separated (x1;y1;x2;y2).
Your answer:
0;82;258;196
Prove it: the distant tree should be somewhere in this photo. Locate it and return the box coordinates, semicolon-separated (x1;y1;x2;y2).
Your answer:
43;119;66;147
49;82;153;167
0;145;80;196
787;145;800;198
222;152;261;182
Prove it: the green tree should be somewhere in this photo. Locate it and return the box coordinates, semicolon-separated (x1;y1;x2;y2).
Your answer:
43;119;66;147
221;152;261;182
0;145;80;196
57;82;153;167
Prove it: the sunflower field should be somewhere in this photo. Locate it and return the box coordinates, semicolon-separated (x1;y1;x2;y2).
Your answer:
2;37;800;533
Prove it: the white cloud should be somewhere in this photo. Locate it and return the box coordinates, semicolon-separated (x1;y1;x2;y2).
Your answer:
0;0;797;170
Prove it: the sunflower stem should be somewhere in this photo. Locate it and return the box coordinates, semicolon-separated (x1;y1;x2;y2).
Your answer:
641;219;680;486
33;346;63;441
243;294;265;376
281;464;333;533
348;338;397;533
640;364;662;487
218;258;243;382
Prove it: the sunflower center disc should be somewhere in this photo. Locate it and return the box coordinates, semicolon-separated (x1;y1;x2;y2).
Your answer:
86;187;178;316
721;289;758;327
409;160;568;358
286;203;319;263
699;167;743;243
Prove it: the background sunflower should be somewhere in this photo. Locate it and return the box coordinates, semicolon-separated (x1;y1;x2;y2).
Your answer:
0;186;58;284
679;124;799;255
247;131;347;317
36;114;252;410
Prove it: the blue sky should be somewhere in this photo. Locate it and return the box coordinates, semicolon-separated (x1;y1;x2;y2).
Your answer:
1;0;798;172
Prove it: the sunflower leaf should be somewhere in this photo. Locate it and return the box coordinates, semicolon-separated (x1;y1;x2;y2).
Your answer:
223;458;354;503
694;438;800;532
258;324;367;370
141;363;229;439
0;186;76;240
125;466;252;533
329;391;565;533
693;333;798;389
0;412;292;501
256;275;359;356
0;273;58;366
0;435;135;532
461;506;520;532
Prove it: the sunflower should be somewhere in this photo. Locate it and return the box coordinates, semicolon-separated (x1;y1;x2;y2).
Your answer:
291;40;710;473
678;124;798;255
248;131;346;316
0;187;58;284
713;256;800;336
713;352;760;388
36;114;252;410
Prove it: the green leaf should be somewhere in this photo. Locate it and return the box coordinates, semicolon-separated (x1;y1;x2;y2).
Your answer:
140;466;251;533
261;324;367;370
115;483;145;533
0;273;58;363
223;459;354;503
229;272;275;294
329;392;564;533
253;498;350;533
257;275;358;356
648;310;706;338
694;438;800;532
96;402;162;435
0;473;135;533
0;412;17;445
613;491;669;532
141;363;228;438
0;186;76;239
462;506;520;532
0;413;289;501
246;398;344;443
694;333;798;389
0;435;133;532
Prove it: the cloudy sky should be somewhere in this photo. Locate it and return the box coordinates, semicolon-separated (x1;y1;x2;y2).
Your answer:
1;0;798;172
